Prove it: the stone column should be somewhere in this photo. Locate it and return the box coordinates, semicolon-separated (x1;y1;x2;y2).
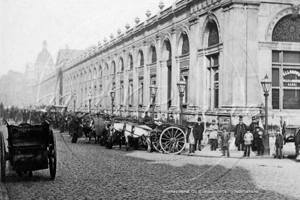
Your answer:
156;35;162;113
132;48;138;110
222;2;260;108
160;61;168;112
144;44;150;113
189;16;199;106
171;29;179;110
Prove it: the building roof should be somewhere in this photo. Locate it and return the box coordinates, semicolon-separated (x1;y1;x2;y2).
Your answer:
55;47;84;66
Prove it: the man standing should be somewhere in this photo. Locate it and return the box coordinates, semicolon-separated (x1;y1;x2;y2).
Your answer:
275;129;284;159
234;116;247;151
193;117;205;151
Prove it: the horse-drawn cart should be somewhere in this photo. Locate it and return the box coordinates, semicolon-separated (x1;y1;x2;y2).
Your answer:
149;124;187;155
0;122;57;182
110;117;189;155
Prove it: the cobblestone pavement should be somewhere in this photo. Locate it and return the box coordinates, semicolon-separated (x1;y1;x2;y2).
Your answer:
1;127;299;200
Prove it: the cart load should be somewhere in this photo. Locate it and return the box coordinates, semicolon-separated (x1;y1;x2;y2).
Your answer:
0;122;57;182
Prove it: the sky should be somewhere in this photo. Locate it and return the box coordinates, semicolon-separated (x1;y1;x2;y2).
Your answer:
0;0;176;76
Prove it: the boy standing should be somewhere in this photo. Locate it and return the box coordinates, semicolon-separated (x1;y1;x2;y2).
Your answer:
209;120;218;151
220;126;230;157
244;129;253;157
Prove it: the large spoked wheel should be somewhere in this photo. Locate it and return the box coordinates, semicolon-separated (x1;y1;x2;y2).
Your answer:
0;131;6;182
150;130;163;153
159;126;186;155
49;130;57;180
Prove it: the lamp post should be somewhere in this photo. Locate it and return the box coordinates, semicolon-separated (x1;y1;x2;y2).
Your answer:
149;84;157;120
73;93;77;112
261;74;272;155
110;89;116;116
177;78;186;125
88;92;92;114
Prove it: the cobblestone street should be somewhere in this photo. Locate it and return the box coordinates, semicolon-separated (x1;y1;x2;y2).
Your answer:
1;128;299;200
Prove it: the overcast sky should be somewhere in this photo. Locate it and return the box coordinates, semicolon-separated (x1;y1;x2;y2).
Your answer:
0;0;176;76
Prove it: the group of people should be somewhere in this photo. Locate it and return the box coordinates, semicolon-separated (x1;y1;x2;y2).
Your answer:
234;116;266;157
186;115;283;158
186;117;232;157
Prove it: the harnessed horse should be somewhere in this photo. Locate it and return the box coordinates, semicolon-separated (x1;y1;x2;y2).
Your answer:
110;122;152;152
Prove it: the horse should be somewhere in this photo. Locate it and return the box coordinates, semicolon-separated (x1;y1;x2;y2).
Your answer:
110;123;152;152
88;117;108;144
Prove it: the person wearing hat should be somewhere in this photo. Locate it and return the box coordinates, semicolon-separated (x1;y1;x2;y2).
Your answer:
249;116;258;151
234;116;247;151
193;117;205;151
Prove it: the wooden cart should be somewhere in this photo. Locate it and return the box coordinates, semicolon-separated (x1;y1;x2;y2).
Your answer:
0;122;57;182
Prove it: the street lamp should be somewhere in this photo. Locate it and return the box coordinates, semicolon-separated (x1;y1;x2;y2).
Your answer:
149;84;157;120
88;92;92;114
110;88;116;116
177;78;186;125
73;93;77;112
261;74;272;155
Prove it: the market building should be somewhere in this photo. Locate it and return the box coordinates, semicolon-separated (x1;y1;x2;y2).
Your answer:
40;0;300;131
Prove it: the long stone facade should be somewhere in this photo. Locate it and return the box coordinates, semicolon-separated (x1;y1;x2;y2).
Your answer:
44;0;300;131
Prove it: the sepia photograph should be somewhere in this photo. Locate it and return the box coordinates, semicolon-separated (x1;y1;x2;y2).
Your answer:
0;0;300;199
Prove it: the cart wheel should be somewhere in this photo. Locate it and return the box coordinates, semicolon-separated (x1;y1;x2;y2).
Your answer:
150;130;163;153
0;131;6;182
49;131;57;180
159;126;186;155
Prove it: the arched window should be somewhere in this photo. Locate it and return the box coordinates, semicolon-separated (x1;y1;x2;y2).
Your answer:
181;33;189;55
112;61;116;74
99;65;102;77
151;46;157;63
271;15;300;110
129;54;133;69
208;21;219;47
272;15;300;43
94;67;97;79
120;58;124;72
205;19;220;109
166;41;172;60
139;50;144;67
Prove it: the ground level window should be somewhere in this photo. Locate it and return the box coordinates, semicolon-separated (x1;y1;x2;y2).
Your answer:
207;53;219;109
272;51;300;110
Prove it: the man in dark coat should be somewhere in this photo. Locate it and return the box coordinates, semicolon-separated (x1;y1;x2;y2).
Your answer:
275;130;284;159
234;116;247;151
193;117;205;151
249;116;258;151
